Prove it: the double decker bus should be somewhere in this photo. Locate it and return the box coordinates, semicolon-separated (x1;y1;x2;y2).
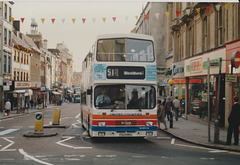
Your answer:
81;33;157;137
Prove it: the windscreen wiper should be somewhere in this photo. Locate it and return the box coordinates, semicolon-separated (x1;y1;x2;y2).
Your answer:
138;109;142;112
111;103;118;112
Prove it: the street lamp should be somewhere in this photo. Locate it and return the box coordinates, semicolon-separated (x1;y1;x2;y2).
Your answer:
168;79;174;96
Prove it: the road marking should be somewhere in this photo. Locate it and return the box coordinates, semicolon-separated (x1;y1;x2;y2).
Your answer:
83;131;88;135
19;149;54;165
171;138;175;144
132;155;146;158
29;126;35;128
209;150;228;153
228;152;240;155
174;143;214;151
56;137;93;150
75;113;80;118
156;137;171;140
12;126;23;128
0;129;18;136
0;137;16;152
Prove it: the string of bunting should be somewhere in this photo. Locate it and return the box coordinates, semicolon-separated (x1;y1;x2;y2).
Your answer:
11;3;232;25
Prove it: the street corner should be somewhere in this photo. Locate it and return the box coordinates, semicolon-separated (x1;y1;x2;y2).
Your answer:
23;132;58;138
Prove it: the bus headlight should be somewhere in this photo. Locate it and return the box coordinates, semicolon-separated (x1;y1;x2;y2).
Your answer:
98;122;106;127
146;122;153;127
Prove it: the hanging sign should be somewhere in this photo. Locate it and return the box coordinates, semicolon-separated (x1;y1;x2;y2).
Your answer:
231;51;240;68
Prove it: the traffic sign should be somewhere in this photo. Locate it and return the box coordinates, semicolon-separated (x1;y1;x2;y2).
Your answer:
225;74;237;82
231;51;240;68
36;113;42;120
210;62;219;66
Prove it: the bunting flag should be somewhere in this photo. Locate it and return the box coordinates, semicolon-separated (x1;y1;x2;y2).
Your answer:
176;11;180;17
20;18;25;23
41;18;45;24
135;16;138;20
165;12;169;18
62;18;65;24
92;18;96;23
112;17;116;22
72;18;76;24
226;3;231;9
102;18;106;23
27;47;30;52
206;6;210;13
144;14;149;20
31;48;33;52
51;18;56;24
196;8;201;14
155;13;160;20
17;44;20;49
10;17;14;23
82;18;86;23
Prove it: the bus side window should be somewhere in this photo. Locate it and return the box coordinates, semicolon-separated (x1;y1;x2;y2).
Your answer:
81;92;86;105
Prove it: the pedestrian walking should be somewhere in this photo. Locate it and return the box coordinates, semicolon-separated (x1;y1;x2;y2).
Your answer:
226;96;240;145
37;98;41;110
34;98;37;108
173;96;180;121
165;96;173;121
5;99;11;116
157;100;167;130
30;99;34;109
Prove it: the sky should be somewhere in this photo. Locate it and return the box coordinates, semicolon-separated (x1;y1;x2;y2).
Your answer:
12;1;146;72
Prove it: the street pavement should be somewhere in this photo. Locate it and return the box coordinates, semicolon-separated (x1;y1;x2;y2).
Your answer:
1;105;240;153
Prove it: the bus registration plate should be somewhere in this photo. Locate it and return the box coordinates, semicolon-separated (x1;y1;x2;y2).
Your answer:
119;133;133;136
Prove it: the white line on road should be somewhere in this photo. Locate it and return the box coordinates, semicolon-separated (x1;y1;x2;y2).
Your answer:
0;129;18;136
171;138;175;144
209;150;229;153
156;137;171;140
0;137;16;152
56;137;93;150
19;149;54;165
75;113;80;119
174;143;215;151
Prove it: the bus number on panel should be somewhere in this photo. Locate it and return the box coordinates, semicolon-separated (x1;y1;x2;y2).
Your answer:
107;68;119;77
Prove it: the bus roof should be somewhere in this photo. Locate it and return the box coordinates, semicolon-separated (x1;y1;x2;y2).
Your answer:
96;33;154;41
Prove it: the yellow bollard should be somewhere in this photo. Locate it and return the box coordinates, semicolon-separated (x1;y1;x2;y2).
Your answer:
35;112;44;134
52;109;61;125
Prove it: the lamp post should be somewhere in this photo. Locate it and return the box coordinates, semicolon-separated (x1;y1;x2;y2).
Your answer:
168;79;174;96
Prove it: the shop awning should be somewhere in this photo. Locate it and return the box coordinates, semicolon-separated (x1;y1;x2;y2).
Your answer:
13;90;25;93
52;91;61;95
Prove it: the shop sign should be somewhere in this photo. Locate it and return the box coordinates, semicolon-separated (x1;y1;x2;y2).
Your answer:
3;85;10;91
3;75;12;80
31;81;41;88
225;74;237;82
172;65;184;75
190;58;202;73
15;81;31;89
174;79;186;84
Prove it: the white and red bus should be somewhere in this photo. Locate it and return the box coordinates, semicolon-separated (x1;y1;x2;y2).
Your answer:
81;33;157;137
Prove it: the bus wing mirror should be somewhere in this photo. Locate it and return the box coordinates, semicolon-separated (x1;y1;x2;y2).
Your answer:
87;89;92;95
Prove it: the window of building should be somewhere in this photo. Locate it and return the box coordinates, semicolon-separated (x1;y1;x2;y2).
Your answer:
24;72;26;81
21;71;23;81
21;52;23;63
8;56;11;73
8;31;11;45
27;55;29;64
18;51;20;62
14;71;16;81
218;6;223;45
26;72;28;81
4;4;7;20
17;71;19;81
189;27;193;56
14;50;16;61
24;54;26;64
203;17;208;51
4;28;7;44
4;55;7;73
9;7;11;22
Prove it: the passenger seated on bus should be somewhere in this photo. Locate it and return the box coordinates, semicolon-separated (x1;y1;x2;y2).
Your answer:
96;88;111;107
127;90;140;109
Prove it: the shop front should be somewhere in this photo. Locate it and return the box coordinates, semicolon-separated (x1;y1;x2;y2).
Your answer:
226;38;240;127
31;81;41;101
184;47;226;126
172;61;185;115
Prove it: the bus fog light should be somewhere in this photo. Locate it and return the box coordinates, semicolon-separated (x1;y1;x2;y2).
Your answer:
98;122;106;127
98;132;105;136
146;132;153;136
146;122;153;127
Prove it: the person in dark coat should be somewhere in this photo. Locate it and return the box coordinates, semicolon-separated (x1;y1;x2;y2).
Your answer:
226;96;240;145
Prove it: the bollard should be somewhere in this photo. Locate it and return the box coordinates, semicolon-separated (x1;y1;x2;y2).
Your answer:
52;109;61;125
35;112;44;134
169;112;173;128
214;119;219;143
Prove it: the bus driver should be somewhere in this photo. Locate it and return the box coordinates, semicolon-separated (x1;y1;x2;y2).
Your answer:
96;88;111;107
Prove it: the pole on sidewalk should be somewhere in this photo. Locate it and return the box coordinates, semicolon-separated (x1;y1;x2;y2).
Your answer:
214;58;222;144
207;58;211;142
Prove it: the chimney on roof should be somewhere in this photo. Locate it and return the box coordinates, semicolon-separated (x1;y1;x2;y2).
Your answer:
13;20;20;31
43;39;48;50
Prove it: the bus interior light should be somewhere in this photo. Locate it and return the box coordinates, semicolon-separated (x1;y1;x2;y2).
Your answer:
98;122;106;127
146;122;153;127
